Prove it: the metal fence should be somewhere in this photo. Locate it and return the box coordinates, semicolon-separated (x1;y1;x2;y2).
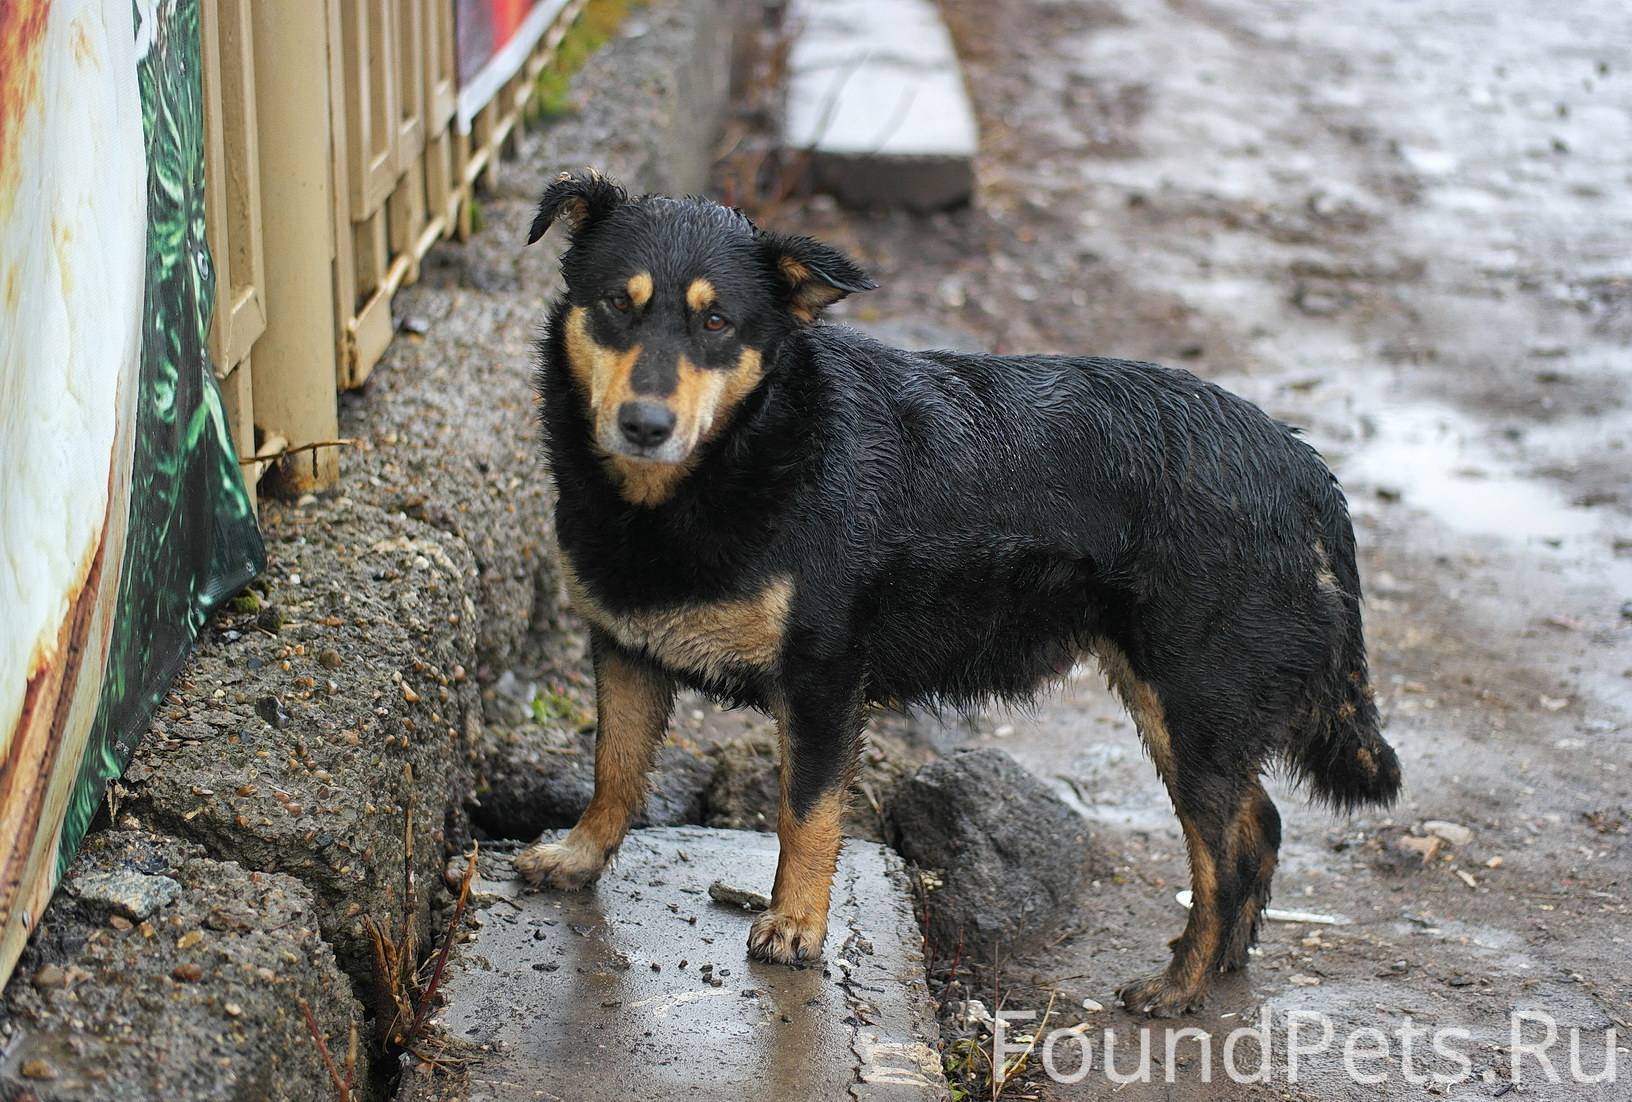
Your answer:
200;0;585;501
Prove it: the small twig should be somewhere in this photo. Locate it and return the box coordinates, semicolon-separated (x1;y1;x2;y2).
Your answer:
943;926;966;1003
399;763;417;965
343;1022;358;1094
991;989;1057;1101
299;997;353;1102
237;438;357;465
407;842;478;1041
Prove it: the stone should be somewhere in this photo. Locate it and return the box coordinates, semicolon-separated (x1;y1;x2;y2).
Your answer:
1423;820;1474;847
68;868;181;921
783;0;978;210
885;748;1091;953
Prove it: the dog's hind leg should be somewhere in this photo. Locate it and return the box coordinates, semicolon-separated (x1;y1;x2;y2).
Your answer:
747;664;865;965
1218;779;1281;972
1101;646;1267;1015
1116;766;1244;1018
515;632;674;890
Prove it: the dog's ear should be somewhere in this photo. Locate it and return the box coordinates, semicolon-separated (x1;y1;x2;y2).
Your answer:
527;169;627;245
761;232;877;322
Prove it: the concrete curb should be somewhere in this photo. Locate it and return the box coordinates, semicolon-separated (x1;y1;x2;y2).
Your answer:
783;0;978;210
429;830;948;1101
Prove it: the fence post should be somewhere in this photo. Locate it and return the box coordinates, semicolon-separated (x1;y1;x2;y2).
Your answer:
246;0;342;491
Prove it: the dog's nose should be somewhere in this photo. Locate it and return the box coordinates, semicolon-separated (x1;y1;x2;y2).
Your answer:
617;400;676;448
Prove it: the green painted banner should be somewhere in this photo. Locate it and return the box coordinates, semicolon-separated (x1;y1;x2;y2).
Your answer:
0;0;263;986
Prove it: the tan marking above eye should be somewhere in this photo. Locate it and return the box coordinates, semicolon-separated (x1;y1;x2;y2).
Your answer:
626;271;653;308
685;277;717;312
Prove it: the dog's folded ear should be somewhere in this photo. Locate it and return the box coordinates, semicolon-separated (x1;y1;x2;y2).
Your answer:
528;169;627;245
761;232;877;322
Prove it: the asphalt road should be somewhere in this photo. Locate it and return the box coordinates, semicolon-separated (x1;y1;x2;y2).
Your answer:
732;0;1630;1096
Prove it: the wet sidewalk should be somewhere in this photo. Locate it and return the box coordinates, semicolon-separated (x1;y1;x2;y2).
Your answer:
436;828;947;1101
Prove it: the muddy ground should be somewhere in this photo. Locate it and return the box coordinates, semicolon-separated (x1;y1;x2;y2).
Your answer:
711;0;1630;1097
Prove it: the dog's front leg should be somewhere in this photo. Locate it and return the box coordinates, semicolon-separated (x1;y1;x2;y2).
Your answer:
515;631;674;890
748;666;864;964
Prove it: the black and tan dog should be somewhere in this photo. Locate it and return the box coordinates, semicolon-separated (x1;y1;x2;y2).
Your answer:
515;170;1402;1016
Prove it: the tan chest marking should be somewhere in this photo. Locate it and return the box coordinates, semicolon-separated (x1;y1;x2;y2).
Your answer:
563;561;793;681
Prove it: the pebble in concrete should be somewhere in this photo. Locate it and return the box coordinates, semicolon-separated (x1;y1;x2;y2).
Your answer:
437;827;947;1100
68;868;181;921
783;0;978;210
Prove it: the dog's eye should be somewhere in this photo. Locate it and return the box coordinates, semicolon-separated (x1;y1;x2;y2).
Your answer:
607;292;632;313
702;312;729;333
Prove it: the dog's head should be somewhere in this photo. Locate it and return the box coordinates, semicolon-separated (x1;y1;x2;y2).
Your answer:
530;170;875;503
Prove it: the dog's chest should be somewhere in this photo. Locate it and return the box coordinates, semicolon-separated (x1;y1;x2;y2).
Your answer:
561;557;793;681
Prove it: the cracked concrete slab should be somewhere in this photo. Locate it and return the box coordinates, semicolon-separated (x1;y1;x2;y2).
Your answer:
784;0;977;209
434;828;947;1101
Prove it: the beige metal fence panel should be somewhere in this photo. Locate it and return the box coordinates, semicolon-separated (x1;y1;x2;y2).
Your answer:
243;0;344;492
203;0;587;495
201;0;270;502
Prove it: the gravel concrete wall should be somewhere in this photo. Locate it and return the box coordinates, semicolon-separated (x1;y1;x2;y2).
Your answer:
0;2;736;1098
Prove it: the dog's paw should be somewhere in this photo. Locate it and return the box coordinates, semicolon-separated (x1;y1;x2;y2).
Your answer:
514;839;607;891
1116;971;1207;1018
746;908;828;965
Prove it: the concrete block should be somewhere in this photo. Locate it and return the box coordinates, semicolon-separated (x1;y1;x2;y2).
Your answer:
429;828;947;1100
784;0;978;210
121;495;481;983
0;830;365;1101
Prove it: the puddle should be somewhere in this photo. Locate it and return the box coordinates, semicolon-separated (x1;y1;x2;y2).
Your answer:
1342;402;1632;596
1346;404;1598;542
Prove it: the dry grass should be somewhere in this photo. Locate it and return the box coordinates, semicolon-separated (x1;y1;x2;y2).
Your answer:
301;764;480;1098
365;763;479;1060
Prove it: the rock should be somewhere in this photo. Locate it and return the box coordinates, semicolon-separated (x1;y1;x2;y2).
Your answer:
953;998;993;1028
0;830;365;1101
29;964;67;990
641;747;715;827
1423;820;1474;847
885;748;1091;953
19;1058;56;1080
254;694;288;729
68;868;181;921
489;670;540;727
702;735;782;832
1293;283;1350;316
707;880;771;911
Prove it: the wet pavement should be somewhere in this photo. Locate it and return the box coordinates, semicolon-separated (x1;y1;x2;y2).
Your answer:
724;0;1631;1097
438;829;945;1100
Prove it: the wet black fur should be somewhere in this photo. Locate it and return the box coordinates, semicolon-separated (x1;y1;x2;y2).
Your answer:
531;172;1401;987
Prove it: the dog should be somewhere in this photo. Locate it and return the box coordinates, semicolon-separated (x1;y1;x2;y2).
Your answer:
514;169;1402;1017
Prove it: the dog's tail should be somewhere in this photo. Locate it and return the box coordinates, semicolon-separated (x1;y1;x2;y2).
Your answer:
1286;495;1402;812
